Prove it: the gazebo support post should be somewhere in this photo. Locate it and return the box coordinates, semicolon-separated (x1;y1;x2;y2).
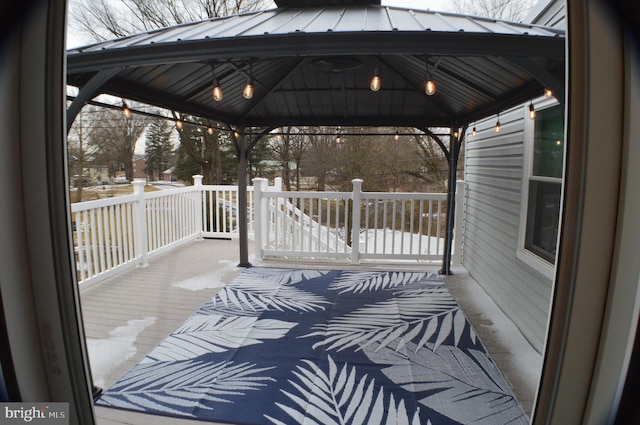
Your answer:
235;127;251;267
441;125;467;275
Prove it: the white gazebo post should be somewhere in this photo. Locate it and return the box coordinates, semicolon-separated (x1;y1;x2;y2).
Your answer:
132;179;148;267
351;179;363;264
252;178;268;261
193;175;204;240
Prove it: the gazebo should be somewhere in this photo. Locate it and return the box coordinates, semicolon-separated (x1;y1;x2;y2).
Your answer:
65;0;565;273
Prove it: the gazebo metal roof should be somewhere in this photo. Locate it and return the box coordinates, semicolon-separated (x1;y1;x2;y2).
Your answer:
66;3;565;129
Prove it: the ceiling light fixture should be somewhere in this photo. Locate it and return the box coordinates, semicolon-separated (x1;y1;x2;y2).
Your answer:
370;67;381;92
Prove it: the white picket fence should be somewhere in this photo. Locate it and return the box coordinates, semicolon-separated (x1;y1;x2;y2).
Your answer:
253;178;465;264
71;176;465;287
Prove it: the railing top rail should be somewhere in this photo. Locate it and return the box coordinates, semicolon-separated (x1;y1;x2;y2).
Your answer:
70;193;139;212
143;186;199;200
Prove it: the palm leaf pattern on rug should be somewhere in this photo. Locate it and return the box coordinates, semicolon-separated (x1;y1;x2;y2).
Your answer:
304;286;476;353
98;360;275;417
264;355;427;425
141;315;297;362
213;269;330;313
364;342;528;424
329;271;440;294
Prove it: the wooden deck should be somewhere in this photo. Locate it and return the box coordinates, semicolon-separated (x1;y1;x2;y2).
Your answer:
80;239;541;424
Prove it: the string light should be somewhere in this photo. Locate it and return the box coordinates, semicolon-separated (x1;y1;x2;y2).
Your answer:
472;125;477;137
545;88;553;98
243;77;254;99
175;119;183;130
212;78;223;102
424;58;436;96
122;100;131;118
207;127;214;135
243;63;254;99
211;63;223;101
529;100;536;120
495;114;501;133
370;68;381;92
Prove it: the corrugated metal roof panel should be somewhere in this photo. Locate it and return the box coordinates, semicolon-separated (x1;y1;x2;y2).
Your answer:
67;4;565;129
70;5;562;55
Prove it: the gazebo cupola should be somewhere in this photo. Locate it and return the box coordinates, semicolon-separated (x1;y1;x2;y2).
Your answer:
275;0;380;6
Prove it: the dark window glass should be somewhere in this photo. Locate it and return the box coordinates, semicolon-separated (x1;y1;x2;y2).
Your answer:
533;106;564;178
525;180;561;263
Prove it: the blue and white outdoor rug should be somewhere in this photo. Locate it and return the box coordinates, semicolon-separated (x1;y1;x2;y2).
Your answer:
96;268;528;424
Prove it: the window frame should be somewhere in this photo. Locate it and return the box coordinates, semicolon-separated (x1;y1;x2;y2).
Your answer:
517;98;565;280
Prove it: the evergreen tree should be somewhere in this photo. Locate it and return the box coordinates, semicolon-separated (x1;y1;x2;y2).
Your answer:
145;118;174;181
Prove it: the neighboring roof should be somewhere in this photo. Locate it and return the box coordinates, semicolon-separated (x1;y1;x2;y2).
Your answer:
66;4;565;129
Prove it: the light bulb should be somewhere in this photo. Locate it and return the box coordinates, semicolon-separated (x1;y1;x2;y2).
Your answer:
529;102;536;120
123;107;131;118
472;126;477;137
212;79;223;101
545;88;553;98
243;79;254;99
394;134;399;141
370;69;381;92
425;79;436;96
207;127;214;135
176;120;183;130
495;120;501;133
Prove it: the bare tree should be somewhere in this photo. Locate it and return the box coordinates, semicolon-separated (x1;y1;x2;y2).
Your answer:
68;106;99;202
269;127;309;190
69;0;271;41
91;108;149;182
452;0;535;21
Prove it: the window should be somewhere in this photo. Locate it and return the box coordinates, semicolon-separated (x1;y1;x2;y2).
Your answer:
518;101;564;278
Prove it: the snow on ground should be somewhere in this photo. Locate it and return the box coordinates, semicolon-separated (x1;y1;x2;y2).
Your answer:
171;256;254;291
360;228;445;255
87;317;156;388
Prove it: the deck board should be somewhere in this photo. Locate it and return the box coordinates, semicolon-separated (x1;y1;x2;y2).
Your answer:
80;239;541;424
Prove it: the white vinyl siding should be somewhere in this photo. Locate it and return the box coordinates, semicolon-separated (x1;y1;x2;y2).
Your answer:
526;0;566;28
463;105;553;352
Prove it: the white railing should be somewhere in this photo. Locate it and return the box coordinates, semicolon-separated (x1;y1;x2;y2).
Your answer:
70;176;254;287
71;176;465;286
253;178;465;264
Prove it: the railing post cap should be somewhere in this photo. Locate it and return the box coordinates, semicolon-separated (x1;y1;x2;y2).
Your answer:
352;178;364;183
193;175;204;186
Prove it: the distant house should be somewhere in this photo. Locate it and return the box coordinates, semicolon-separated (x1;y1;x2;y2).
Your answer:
461;0;565;352
132;154;147;180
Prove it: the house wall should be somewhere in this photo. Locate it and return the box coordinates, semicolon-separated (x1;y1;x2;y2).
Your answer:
462;105;553;353
526;0;566;29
